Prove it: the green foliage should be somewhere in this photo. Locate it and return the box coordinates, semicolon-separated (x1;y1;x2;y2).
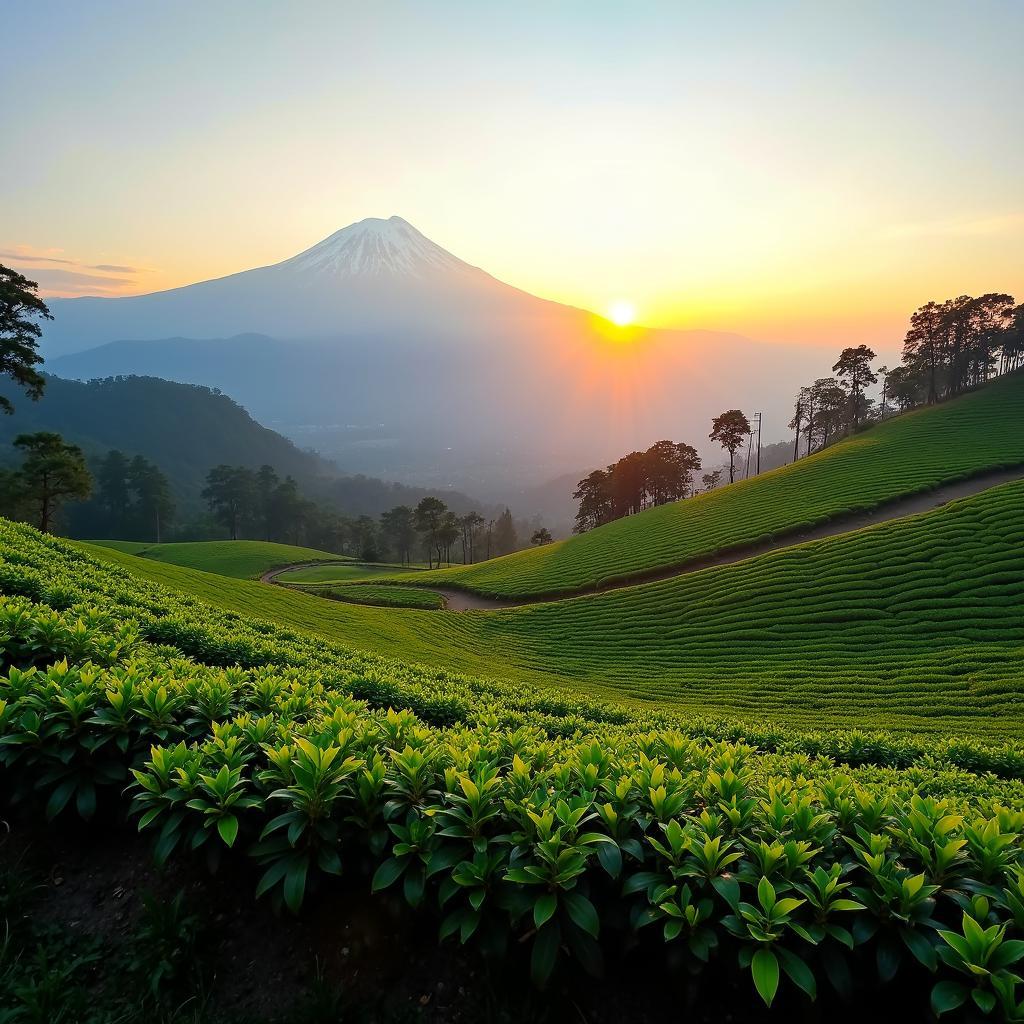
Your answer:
275;563;411;584
10;432;92;534
309;583;446;610
0;263;49;417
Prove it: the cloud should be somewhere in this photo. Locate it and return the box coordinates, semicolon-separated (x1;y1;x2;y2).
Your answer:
0;244;153;297
25;268;135;294
0;250;73;266
881;212;1024;241
0;250;147;274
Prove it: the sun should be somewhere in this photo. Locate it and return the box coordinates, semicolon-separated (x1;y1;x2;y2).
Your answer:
607;299;636;327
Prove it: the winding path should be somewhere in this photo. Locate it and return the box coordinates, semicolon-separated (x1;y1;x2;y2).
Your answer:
263;466;1024;612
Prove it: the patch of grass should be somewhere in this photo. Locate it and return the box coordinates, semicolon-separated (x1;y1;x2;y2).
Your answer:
75;479;1024;737
310;584;446;609
88;540;151;554
88;539;350;579
411;372;1024;598
276;563;413;584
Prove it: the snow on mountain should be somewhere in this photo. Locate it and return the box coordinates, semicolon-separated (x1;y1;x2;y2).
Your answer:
278;216;476;279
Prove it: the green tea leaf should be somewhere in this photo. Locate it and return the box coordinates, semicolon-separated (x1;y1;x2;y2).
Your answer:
751;948;779;1007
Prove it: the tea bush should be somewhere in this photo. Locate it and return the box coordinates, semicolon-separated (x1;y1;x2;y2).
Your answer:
5;520;1024;1016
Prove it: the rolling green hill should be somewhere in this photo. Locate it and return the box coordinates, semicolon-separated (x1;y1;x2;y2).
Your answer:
73;477;1024;737
406;373;1024;598
88;539;348;579
312;583;446;609
2;513;1022;764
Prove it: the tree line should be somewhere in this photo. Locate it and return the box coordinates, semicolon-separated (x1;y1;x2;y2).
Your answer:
0;434;177;539
571;290;1021;535
0;439;543;566
893;293;1022;406
574;438;705;533
790;293;1022;460
572;408;761;533
201;465;530;565
5;265;1022;549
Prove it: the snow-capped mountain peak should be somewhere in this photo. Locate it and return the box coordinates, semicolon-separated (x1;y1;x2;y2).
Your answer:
279;215;474;279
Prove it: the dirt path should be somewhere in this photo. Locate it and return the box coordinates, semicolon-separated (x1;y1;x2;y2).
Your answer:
263;466;1024;612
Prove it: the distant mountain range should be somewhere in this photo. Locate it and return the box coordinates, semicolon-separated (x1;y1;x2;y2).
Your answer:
43;216;826;490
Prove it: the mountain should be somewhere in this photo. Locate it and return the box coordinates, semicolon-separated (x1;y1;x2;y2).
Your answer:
44;217;829;492
41;217;547;357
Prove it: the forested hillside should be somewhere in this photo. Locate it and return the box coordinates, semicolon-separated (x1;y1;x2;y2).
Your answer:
0;374;487;525
0;374;332;495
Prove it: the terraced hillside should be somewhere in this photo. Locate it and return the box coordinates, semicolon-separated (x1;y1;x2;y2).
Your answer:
89;539;348;579
409;372;1024;597
77;479;1024;737
309;583;446;609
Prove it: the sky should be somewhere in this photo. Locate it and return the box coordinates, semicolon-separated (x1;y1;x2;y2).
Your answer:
2;0;1022;349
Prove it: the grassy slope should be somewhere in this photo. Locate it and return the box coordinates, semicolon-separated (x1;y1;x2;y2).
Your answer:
90;540;151;554
87;539;349;579
79;479;1024;737
313;584;446;609
275;563;410;584
408;373;1024;597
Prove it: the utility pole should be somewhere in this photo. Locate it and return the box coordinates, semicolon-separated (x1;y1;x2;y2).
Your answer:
755;412;762;475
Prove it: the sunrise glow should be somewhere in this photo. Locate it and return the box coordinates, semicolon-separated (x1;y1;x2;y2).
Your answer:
608;300;636;327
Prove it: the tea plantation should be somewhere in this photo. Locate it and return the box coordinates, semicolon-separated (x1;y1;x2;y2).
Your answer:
78;479;1024;737
5;377;1024;1019
89;538;349;579
5;519;1024;1017
411;371;1024;598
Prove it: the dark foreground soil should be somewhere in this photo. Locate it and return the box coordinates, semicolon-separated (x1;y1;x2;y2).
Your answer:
0;810;938;1024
